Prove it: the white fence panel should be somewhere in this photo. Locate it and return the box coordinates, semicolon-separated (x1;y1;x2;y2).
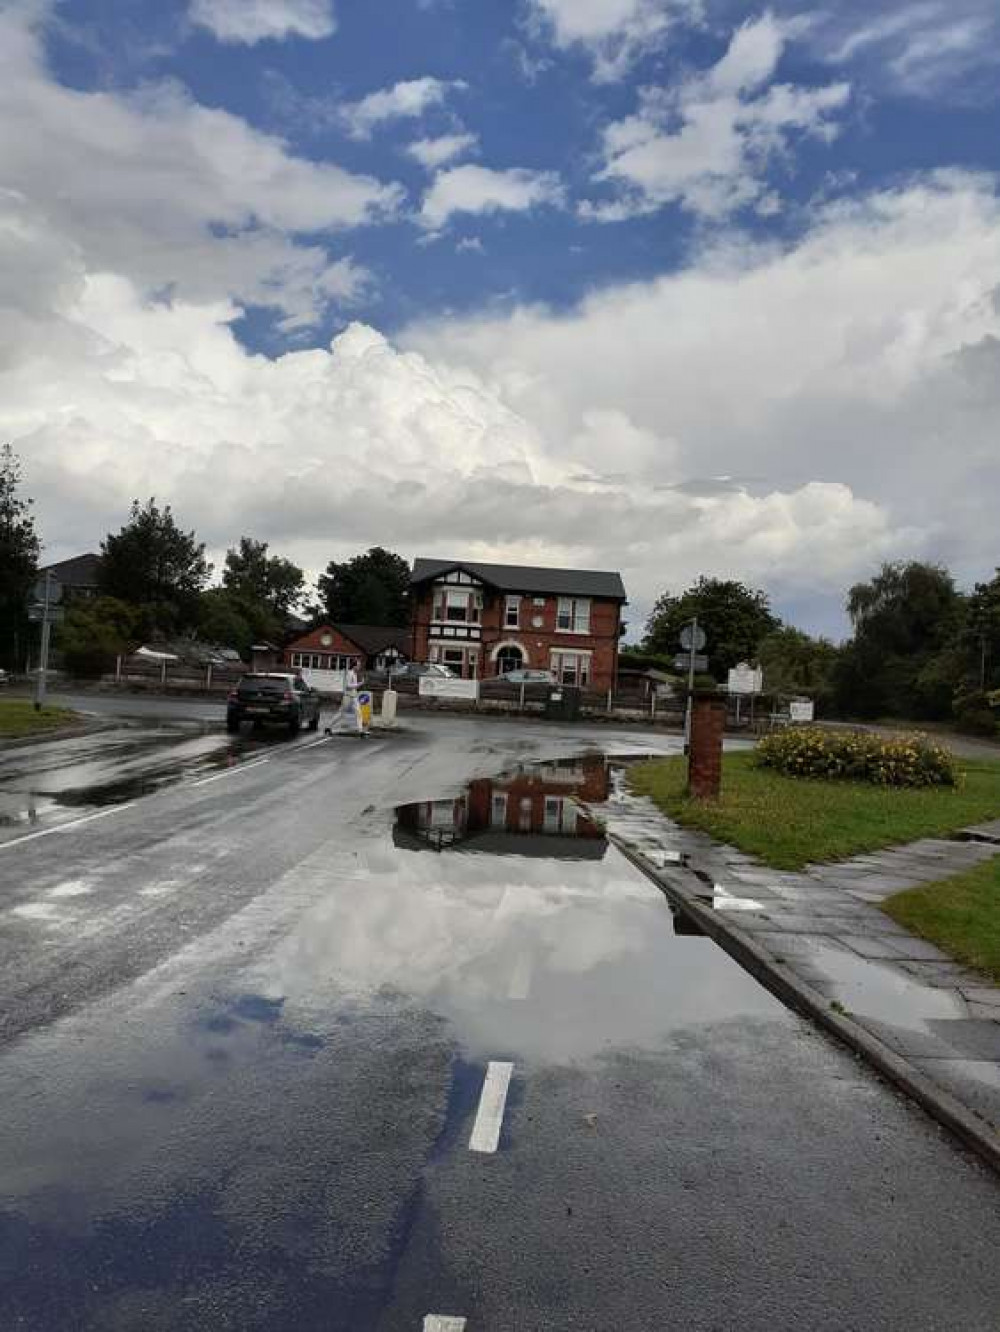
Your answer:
419;677;480;701
301;668;347;694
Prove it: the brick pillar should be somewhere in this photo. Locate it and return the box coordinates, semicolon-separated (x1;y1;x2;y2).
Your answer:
688;694;726;800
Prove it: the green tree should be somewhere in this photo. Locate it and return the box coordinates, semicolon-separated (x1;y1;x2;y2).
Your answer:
756;626;840;708
222;537;304;621
196;587;255;656
965;568;1000;691
643;576;779;679
317;547;410;626
0;443;40;671
57;596;139;678
99;498;210;635
835;561;966;719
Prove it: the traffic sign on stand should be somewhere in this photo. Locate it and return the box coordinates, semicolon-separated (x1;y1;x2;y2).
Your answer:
32;576;62;605
674;653;708;673
679;622;707;652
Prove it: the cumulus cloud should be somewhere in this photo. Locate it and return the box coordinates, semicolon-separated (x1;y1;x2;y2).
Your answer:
420;165;565;231
407;132;479;171
0;5;399;328
340;77;466;139
190;0;337;44
584;13;850;220
527;0;698;82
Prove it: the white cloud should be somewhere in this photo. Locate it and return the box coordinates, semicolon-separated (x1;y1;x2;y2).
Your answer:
340;78;466;140
817;0;999;100
0;5;400;327
585;14;849;220
190;0;337;44
407;132;479;171
420;165;564;231
527;0;698;82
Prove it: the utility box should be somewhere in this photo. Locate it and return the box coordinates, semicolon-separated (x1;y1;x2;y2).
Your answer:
544;685;581;721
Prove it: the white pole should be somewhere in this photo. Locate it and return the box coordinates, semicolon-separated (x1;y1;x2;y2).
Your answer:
34;571;53;712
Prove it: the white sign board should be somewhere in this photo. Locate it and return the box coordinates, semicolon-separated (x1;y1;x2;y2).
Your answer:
727;663;763;695
301;667;347;694
789;698;815;723
419;676;479;702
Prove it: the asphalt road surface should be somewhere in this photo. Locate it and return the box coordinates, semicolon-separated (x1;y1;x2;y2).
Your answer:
1;708;999;1331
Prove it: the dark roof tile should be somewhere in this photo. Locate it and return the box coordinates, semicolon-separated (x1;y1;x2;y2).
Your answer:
410;558;626;601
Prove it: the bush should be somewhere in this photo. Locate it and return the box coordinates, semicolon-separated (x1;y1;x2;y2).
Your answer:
953;688;998;738
755;726;958;788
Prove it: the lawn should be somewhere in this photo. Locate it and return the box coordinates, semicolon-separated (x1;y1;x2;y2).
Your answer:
628;752;1000;871
885;856;1000;983
0;698;79;738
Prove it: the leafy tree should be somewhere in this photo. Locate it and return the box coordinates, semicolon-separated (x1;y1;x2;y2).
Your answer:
99;498;210;635
222;537;304;620
643;576;779;679
835;561;966;719
0;443;40;671
756;627;840;708
196;588;255;657
57;597;139;678
317;547;410;626
965;568;1000;691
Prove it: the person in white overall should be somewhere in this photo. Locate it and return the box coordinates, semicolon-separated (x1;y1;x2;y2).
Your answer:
326;664;366;736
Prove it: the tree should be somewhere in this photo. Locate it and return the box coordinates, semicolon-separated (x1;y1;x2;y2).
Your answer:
965;568;1000;691
317;547;410;626
836;561;966;719
756;626;840;709
57;597;139;678
643;576;779;679
0;443;40;671
99;498;210;635
222;537;304;621
196;587;255;657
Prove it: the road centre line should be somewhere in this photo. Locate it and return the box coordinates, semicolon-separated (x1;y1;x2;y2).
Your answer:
296;735;333;751
191;757;271;787
469;1060;514;1154
424;1318;467;1331
0;802;138;853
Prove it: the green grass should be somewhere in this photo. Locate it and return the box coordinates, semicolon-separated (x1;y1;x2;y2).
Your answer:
0;698;79;738
628;752;1000;871
885;856;1000;983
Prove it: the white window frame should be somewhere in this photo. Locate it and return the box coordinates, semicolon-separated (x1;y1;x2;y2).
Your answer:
504;595;521;629
550;650;592;686
490;793;508;829
556;597;591;634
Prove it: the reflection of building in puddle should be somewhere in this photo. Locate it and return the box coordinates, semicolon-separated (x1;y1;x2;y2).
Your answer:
394;756;609;859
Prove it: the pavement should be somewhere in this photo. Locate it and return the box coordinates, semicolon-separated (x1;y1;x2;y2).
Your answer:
604;768;1000;1166
1;704;1000;1329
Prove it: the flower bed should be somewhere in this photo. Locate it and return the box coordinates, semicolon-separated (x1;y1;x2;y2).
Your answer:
755;726;958;788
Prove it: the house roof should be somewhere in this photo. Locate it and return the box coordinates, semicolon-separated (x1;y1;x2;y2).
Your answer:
411;558;627;601
39;552;101;589
335;623;411;656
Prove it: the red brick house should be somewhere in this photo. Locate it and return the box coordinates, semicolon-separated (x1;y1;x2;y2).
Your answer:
282;623;410;675
410;558;627;689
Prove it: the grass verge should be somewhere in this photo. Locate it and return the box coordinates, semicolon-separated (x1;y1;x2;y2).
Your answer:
628;752;1000;871
884;856;1000;983
0;698;79;738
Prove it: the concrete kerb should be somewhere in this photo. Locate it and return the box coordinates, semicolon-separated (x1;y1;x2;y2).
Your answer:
610;833;1000;1178
0;716;122;751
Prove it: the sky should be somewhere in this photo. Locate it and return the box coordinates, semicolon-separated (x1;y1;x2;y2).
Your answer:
3;0;1000;641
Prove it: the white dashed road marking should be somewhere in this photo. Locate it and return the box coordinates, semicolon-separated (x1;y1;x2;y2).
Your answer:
508;954;532;1001
296;735;333;751
424;1317;467;1331
469;1060;514;1154
191;757;271;787
0;803;138;853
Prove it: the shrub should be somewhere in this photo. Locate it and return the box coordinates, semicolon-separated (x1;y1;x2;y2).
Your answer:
953;688;998;738
755;726;958;788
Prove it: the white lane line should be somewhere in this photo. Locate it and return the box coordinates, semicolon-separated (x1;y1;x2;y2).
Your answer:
0;802;138;852
469;1060;514;1154
297;735;332;751
424;1317;467;1331
191;758;270;788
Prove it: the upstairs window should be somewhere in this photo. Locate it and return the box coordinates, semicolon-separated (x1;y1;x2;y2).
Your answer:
504;596;520;628
557;597;591;633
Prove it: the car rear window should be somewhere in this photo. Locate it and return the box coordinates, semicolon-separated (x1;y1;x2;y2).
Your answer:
239;676;289;694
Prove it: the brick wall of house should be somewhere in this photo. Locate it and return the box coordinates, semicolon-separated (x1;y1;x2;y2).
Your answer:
411;587;623;689
281;626;363;670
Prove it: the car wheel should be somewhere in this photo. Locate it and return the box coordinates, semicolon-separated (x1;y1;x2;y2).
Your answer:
288;712;301;735
226;713;241;734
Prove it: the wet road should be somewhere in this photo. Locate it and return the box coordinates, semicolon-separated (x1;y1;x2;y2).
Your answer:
1;714;999;1330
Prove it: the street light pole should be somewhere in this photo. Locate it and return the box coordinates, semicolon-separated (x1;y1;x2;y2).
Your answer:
34;570;53;712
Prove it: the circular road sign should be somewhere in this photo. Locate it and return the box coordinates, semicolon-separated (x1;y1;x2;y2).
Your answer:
32;575;63;605
679;622;707;652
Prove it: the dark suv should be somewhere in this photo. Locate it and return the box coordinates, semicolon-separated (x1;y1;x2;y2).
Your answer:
226;673;321;735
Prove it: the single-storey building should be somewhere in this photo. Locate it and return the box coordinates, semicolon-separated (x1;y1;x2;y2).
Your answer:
282;623;411;678
410;557;627;690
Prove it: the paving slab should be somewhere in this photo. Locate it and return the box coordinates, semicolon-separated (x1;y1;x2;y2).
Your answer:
911;1058;1000;1124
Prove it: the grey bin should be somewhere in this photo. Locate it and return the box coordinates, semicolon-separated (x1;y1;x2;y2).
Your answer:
544;684;581;721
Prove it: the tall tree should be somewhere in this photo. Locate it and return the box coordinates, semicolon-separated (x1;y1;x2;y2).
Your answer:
836;561;966;719
0;443;40;670
965;568;1000;691
756;626;841;707
222;537;304;620
317;547;410;626
644;576;779;679
99;498;210;635
57;597;139;678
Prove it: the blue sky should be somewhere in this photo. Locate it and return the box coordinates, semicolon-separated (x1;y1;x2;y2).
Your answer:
4;0;1000;637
